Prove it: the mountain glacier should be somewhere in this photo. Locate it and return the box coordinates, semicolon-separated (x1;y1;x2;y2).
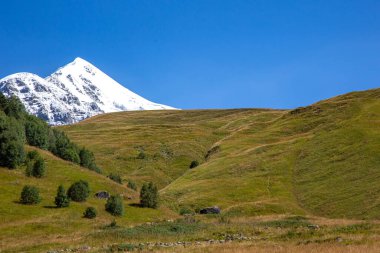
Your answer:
0;57;175;125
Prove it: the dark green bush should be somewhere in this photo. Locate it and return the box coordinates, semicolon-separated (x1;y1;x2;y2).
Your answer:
79;147;101;172
83;207;97;219
25;151;45;178
0;115;25;169
55;185;70;208
67;180;90;202
25;116;49;149
189;160;199;169
105;195;124;216
140;182;159;209
26;150;39;161
20;185;41;204
32;157;45;178
108;173;122;184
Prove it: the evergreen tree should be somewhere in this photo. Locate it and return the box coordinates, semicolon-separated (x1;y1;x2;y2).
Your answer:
55;185;70;208
79;148;95;169
32;157;45;178
140;182;159;209
67;180;90;202
0;115;25;169
83;207;97;219
105;195;124;216
20;185;41;204
3;96;26;119
25;115;49;149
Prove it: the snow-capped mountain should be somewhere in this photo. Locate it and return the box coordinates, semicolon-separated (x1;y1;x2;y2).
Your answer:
0;57;175;125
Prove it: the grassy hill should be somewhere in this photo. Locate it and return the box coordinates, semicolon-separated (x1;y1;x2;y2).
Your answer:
2;88;379;252
0;147;176;252
60;88;380;219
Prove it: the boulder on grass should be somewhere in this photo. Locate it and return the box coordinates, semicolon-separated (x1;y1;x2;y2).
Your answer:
199;206;221;214
95;191;110;199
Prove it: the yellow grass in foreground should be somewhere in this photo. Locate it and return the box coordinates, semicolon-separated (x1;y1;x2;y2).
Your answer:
151;242;380;253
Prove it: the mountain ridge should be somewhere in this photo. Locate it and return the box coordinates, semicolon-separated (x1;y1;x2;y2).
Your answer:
0;58;175;125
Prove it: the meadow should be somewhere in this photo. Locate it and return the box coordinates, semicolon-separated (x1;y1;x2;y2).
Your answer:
0;88;379;252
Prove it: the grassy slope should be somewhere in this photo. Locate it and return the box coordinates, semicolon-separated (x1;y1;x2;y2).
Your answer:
60;88;380;220
0;147;175;252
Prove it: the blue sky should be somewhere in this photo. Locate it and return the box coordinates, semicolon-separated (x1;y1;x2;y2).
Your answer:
1;0;379;109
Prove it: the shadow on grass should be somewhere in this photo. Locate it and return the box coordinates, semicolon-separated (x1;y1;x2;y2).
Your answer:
128;203;142;208
43;205;58;209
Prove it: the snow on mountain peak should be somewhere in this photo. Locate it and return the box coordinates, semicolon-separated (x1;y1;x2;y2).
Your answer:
0;58;176;125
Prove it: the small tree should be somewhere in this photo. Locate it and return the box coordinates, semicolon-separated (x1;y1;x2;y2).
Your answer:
105;195;124;216
189;160;199;169
140;182;159;209
55;185;70;208
32;157;45;178
25;151;45;178
83;207;97;219
127;180;137;191
67;180;90;202
20;185;41;204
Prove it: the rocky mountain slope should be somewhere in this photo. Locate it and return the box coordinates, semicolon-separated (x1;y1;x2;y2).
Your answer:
0;58;175;125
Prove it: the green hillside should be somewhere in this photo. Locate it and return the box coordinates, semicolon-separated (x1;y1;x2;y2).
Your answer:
60;88;380;219
1;88;380;252
0;146;175;252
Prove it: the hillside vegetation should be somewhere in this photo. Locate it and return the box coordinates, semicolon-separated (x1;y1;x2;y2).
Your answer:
61;88;380;219
2;88;379;252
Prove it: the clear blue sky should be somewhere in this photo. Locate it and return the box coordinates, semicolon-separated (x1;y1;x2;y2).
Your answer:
1;0;379;109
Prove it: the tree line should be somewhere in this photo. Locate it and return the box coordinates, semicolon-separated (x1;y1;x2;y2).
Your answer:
0;94;101;172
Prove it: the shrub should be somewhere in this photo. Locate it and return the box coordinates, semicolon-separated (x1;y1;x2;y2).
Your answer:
26;150;39;161
137;151;146;159
105;195;124;216
25;116;49;149
108;173;122;184
32;157;45;178
55;185;70;208
83;207;97;219
67;180;90;202
79;147;98;171
25;151;45;178
140;182;159;209
127;180;137;191
61;146;80;164
0;116;25;169
189;160;199;169
20;185;41;204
